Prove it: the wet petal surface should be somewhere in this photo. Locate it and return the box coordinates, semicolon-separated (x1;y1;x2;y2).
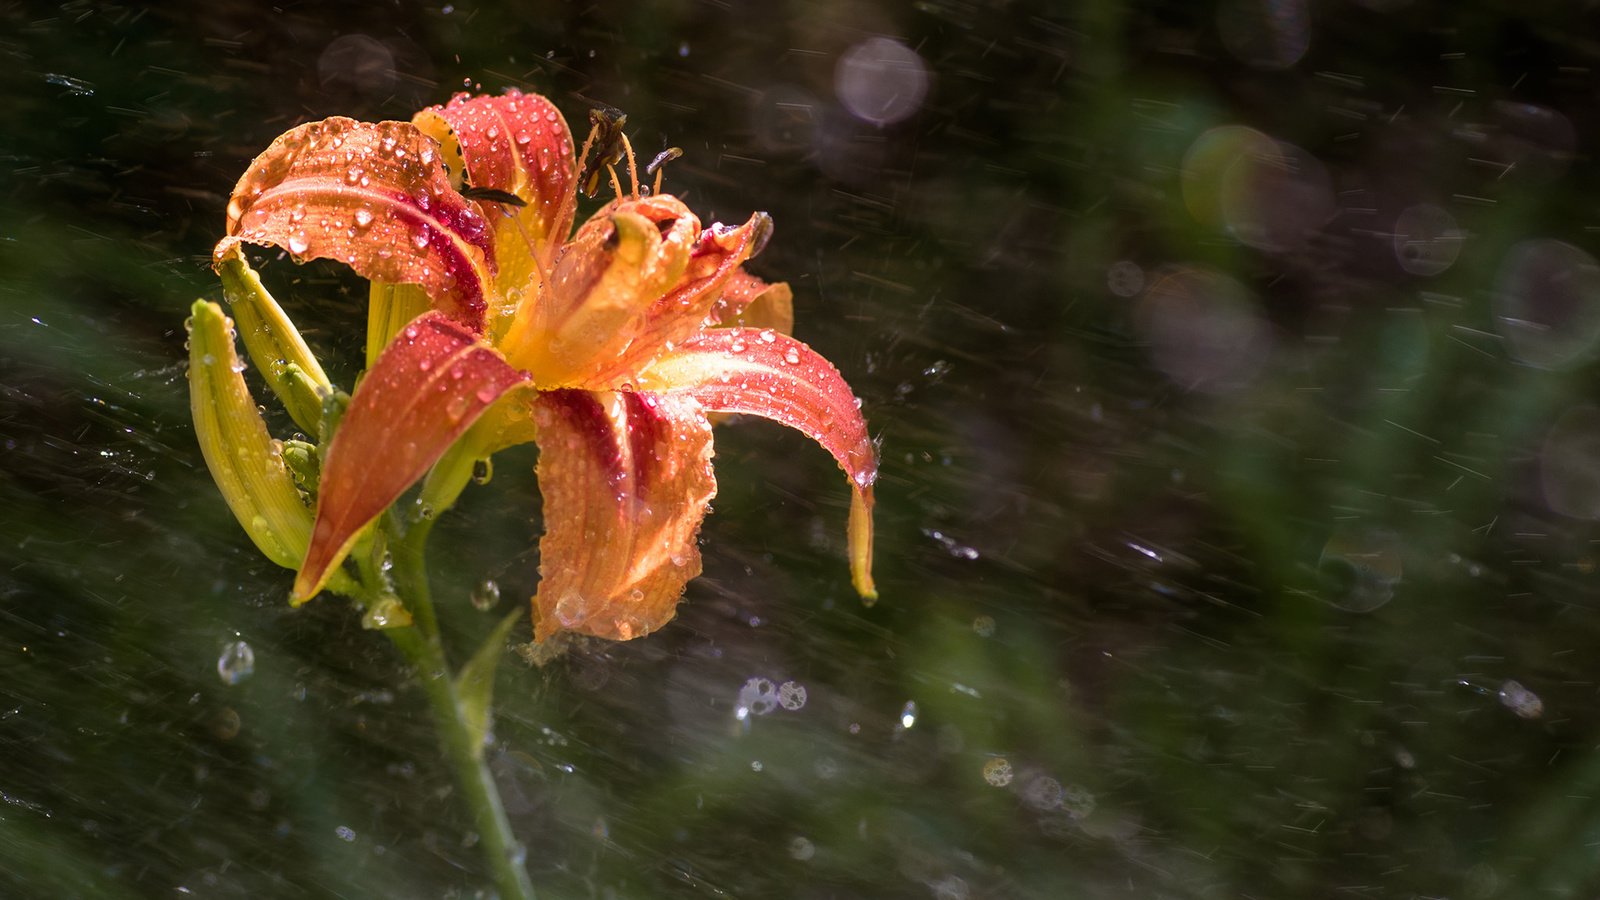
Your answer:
294;311;530;600
529;390;716;642
222;117;496;332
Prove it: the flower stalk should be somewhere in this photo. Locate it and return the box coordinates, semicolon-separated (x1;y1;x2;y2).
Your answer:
377;517;536;900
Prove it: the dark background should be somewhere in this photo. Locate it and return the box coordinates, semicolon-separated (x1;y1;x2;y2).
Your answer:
6;1;1600;896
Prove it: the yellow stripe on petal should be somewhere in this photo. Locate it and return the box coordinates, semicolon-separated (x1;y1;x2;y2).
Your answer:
186;299;313;571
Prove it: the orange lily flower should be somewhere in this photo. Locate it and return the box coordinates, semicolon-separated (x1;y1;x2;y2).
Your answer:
216;90;877;642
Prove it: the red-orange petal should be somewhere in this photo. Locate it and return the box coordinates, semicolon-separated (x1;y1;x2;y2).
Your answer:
706;271;795;334
529;390;716;642
635;327;878;597
222;117;497;332
293;311;530;601
602;209;773;378
414;90;578;259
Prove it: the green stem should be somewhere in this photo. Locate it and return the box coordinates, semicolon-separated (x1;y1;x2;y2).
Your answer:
381;515;537;900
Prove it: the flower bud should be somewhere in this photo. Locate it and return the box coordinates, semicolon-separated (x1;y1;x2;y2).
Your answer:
214;239;332;433
186;299;313;570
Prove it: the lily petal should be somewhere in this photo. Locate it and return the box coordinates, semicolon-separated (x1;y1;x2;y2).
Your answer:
707;271;794;334
529;390;716;642
222;117;497;332
501;199;696;386
414;91;577;325
294;311;531;601
636;328;878;598
601;207;774;380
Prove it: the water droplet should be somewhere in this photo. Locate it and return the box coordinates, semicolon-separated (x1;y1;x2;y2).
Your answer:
788;836;814;861
778;681;807;710
1022;775;1064;810
413;232;430;250
898;700;918;729
287;234;309;255
353;208;374;229
1106;260;1144;297
446;395;469;422
335;825;357;842
1499;679;1544;719
471;458;493;485
471;578;501;612
738;677;778;718
783;347;801;365
554;590;585;626
1318;526;1402;613
982;757;1013;787
362;596;413;629
217;640;255;685
344;166;363;185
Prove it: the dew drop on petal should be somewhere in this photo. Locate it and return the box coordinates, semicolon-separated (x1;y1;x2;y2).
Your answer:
287;234;309;255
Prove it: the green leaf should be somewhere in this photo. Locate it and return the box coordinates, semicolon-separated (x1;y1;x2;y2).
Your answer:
456;607;525;759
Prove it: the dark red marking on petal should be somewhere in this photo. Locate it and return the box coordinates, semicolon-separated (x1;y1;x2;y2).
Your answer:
293;311;530;600
221;117;496;332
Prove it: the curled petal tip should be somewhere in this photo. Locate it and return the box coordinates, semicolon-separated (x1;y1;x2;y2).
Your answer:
850;484;877;601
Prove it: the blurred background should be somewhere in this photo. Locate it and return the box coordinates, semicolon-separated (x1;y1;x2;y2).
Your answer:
5;1;1600;896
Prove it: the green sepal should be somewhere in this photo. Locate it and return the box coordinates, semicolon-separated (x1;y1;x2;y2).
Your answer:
456;607;525;759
